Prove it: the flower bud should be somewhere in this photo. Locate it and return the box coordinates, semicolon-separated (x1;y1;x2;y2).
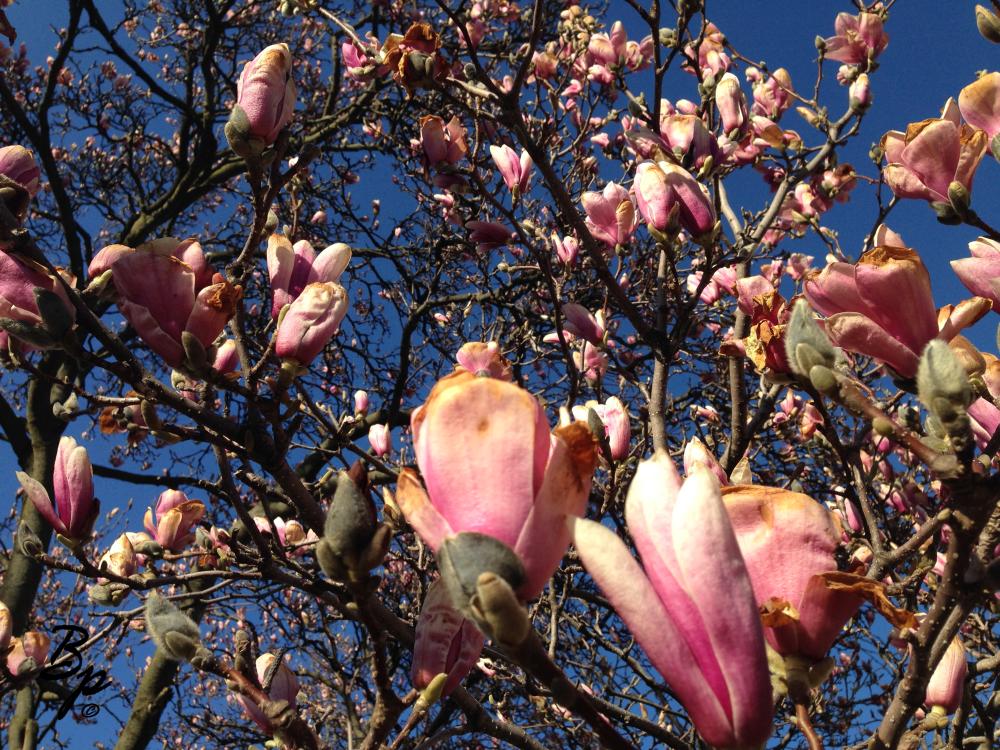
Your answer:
917;340;971;423
317;464;380;580
976;4;1000;43
144;593;202;662
785;299;842;378
235;44;296;147
437;532;525;630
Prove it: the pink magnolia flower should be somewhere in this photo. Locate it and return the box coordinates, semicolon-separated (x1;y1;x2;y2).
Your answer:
581;182;637;248
573;340;608;385
267;234;351;319
489;144;533;195
17;436;98;544
571;453;773;748
572;397;630;461
587;21;627;65
0;145;40;195
850;73;871;111
722;485;864;660
236;653;300;734
144;489;205;552
557;303;605;345
212;338;239;375
552;233;579;266
275;281;349;367
368;423;391;457
822;12;888;65
98;532;142;578
253;516;318;556
715;73;748;138
683;22;730;78
0;249;76;344
659;114;719;171
748;67;793;121
465;221;513;253
6;632;50;677
411;578;485;696
236;44;296;145
0;602;9;653
633;161;715;238
396;371;597;600
924;637;967;715
805;245;987;378
683;438;728;486
951;237;1000;309
420;115;467;167
882;101;988;205
959;72;1000;140
455;341;512;380
107;238;240;369
354;389;369;414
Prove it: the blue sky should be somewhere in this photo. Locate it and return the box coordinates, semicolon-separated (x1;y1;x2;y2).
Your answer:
3;0;999;747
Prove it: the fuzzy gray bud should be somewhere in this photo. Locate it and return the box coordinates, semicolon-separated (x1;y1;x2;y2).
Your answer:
144;593;202;662
785;299;841;378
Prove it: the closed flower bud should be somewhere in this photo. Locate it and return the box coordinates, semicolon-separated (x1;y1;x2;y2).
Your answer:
976;5;1000;43
236;44;296;147
144;593;202;662
785;299;842;378
917;340;971;425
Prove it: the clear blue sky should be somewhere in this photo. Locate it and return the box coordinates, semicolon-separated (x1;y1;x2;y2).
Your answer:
2;1;998;746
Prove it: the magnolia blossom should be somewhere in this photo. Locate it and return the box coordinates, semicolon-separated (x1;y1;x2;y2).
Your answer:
959;72;1000;140
822;11;889;65
253;516;318;556
103;238;240;369
552;233;579;266
465;221;513;253
17;436;98;544
235;653;300;734
144;489;206;552
683;438;729;486
0;602;9;653
572;453;773;748
267;234;351;319
354;389;369;414
574;340;609;385
368;423;391;457
805;244;988;377
633;161;715;238
275;281;349;367
715;73;748;137
924;637;968;715
951;237;1000;309
572;397;630;461
411;579;485;696
6;632;50;677
0;145;40;195
489;144;533;195
882;100;988;206
683;22;730;77
455;341;512;380
236;43;295;145
658;115;719;171
98;532;142;578
0;248;76;346
396;371;597;600
722;485;864;660
420;115;467;167
582;181;637;248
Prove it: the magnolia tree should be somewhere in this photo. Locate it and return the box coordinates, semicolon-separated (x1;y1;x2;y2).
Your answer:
3;0;1000;748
